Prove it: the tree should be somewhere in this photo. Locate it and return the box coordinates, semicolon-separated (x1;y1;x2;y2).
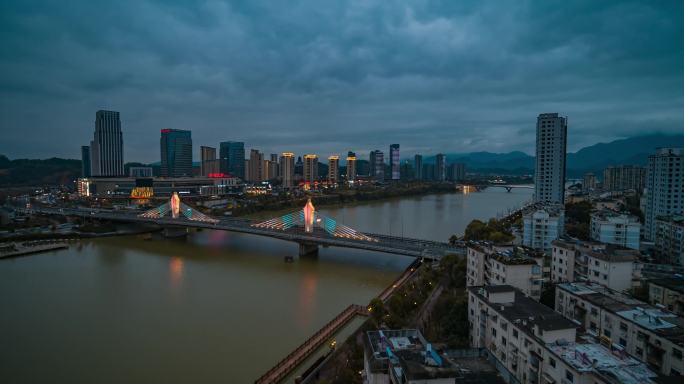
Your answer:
368;298;386;327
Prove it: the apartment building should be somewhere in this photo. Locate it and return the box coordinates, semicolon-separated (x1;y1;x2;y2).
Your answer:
467;243;544;300
649;278;684;316
468;285;659;384
655;215;684;266
550;238;641;292
555;282;684;376
590;210;641;250
522;203;565;251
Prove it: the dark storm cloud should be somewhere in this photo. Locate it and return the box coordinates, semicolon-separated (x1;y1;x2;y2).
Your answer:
0;0;683;162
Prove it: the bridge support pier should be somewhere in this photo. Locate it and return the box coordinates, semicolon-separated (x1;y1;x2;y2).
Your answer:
298;242;319;258
163;226;188;239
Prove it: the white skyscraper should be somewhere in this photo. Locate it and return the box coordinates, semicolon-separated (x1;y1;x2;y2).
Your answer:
390;144;400;180
90;110;124;176
645;147;684;241
534;113;567;204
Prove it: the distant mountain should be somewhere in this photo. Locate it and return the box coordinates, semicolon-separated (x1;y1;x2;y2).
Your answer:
431;134;684;176
0;155;81;187
566;134;684;172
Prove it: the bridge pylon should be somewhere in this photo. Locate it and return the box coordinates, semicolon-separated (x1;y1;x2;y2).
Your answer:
252;198;376;242
138;192;218;223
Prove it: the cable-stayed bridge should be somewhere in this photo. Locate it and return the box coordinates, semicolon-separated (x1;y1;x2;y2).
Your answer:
24;194;464;259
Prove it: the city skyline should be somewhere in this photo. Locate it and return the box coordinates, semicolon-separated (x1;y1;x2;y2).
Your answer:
2;2;684;161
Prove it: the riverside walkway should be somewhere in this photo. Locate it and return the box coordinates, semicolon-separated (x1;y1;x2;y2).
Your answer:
254;304;368;384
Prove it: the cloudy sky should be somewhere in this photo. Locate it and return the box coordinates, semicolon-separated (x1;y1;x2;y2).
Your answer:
1;0;683;162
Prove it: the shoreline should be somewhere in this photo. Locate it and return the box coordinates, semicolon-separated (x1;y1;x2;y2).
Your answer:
240;188;463;220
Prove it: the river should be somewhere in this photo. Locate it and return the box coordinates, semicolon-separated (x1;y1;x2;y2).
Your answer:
0;188;532;383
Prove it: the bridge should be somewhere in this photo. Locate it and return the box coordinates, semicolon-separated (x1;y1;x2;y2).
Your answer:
25;193;463;259
469;184;534;192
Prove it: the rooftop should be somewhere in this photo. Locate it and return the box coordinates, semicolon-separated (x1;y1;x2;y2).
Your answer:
586;245;639;263
649;277;684;294
365;329;468;381
591;209;640;223
548;339;658;384
522;202;564;216
469;286;576;333
558;282;684;346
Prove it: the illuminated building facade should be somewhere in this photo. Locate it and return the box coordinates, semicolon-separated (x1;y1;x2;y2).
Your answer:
435;153;446;182
369;150;384;181
303;154;318;183
160;129;193;177
219;141;245;179
200;146;217;176
346;152;357;182
280;152;295;188
247;149;264;182
390;144;400;180
328;155;339;183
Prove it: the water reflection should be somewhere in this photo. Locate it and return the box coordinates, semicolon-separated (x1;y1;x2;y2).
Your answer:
297;271;318;328
169;256;184;290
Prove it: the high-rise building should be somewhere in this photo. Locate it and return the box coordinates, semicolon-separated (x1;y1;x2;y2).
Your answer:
390;144;400;180
328;155;339;183
160;129;192;177
422;163;435;181
583;172;598;191
81;145;91;177
219;141;245;179
435;154;446;181
400;160;412;180
414;155;423;180
247;149;264;182
369;150;384;181
645;148;684;241
200;146;217;176
447;163;465;181
303;154;318;183
603;165;646;192
280;152;295;188
90;110;124;176
295;156;304;178
534;113;567;204
346;152;357;182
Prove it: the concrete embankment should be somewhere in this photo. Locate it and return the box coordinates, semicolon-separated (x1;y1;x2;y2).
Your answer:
0;240;70;259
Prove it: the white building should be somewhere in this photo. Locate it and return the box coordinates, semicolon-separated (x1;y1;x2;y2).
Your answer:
468;285;659;384
649;278;684;316
590;210;641;250
555;282;684;376
550;238;641;292
466;243;544;300
654;215;684;266
522;204;565;251
534;113;567;204
644;148;684;241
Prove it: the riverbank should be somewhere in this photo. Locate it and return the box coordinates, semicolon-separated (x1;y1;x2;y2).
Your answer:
234;182;462;219
0;225;160;243
0;240;69;259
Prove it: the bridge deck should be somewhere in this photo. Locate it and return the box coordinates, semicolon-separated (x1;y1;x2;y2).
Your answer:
25;207;464;259
254;304;367;384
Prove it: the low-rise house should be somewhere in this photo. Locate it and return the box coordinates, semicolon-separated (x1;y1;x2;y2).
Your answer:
522;203;565;251
654;216;684;266
468;285;660;384
590;210;641;250
551;238;641;292
649;278;684;316
467;243;544;300
555;282;684;376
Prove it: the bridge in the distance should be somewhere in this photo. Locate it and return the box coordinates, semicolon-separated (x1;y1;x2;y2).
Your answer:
468;184;534;192
26;193;463;259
